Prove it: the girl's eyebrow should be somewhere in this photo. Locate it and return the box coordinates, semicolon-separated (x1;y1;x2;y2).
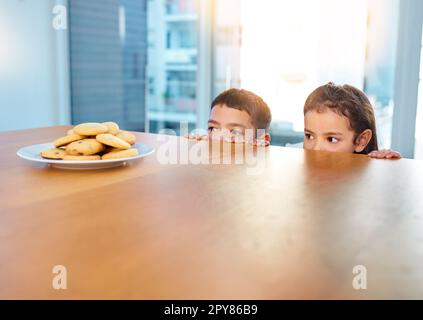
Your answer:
324;132;343;136
305;129;343;136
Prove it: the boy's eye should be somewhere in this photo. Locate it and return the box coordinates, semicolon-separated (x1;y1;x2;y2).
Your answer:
305;133;313;140
208;127;219;132
231;128;243;136
327;137;339;143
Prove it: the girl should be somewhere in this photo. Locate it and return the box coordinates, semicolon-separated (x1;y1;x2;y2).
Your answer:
303;82;401;159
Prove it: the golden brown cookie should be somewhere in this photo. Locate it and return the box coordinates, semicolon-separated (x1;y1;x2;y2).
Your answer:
53;134;84;147
65;139;106;155
67;129;75;135
102;148;139;160
40;148;66;160
96;133;131;150
116;130;136;145
73;122;108;136
102;122;120;135
63;155;101;161
98;146;114;155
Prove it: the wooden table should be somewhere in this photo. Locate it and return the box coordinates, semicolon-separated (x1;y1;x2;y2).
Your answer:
1;126;423;299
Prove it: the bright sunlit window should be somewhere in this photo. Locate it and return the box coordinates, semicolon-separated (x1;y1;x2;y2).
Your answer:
414;28;423;159
239;0;397;147
241;0;368;130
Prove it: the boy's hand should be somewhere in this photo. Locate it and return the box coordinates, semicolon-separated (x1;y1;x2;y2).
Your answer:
250;139;270;147
184;131;270;147
368;149;402;159
184;133;209;141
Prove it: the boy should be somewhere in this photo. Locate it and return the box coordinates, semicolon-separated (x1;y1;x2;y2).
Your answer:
187;88;272;146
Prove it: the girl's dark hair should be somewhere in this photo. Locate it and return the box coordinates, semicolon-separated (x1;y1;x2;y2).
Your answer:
211;88;272;132
304;82;378;154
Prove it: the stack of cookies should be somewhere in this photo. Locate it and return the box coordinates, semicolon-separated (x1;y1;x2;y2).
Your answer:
40;122;138;160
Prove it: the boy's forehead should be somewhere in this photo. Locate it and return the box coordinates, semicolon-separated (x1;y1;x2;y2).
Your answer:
210;104;253;127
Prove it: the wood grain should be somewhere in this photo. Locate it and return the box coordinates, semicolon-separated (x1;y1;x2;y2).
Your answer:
1;126;423;299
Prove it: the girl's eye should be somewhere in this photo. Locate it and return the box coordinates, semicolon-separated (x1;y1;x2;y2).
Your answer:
305;133;313;140
328;137;339;143
208;127;219;132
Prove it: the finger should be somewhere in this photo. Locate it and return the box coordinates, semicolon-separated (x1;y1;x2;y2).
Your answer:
388;151;401;159
368;150;382;156
372;152;385;159
368;152;379;158
253;139;267;147
233;136;245;143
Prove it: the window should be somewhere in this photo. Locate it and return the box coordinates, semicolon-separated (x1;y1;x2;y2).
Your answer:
147;0;199;133
69;0;421;154
69;0;147;131
147;0;400;147
414;29;423;159
237;0;399;147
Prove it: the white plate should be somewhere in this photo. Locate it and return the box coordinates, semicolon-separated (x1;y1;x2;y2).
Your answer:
17;142;155;170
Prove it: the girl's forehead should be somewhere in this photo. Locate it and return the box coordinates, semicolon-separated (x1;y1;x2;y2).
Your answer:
305;109;353;132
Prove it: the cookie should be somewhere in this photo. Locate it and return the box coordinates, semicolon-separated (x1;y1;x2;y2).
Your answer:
116;130;136;145
40;148;66;160
67;129;74;135
63;155;101;161
96;133;131;150
73;122;108;136
102;122;120;135
53;134;84;147
102;148;139;160
99;146;114;155
66;139;106;155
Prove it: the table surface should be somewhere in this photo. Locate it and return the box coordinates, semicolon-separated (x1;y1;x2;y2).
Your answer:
1;126;423;299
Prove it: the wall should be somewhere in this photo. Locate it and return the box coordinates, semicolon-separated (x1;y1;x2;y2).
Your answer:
0;0;70;132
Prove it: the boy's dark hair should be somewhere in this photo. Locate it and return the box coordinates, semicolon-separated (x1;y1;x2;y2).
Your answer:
304;82;378;154
211;88;272;132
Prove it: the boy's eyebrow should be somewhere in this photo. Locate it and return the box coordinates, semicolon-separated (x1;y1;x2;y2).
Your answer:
208;120;247;129
208;119;220;126
225;122;247;129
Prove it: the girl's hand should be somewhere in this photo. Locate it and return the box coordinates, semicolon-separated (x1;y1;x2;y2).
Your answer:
368;149;402;159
